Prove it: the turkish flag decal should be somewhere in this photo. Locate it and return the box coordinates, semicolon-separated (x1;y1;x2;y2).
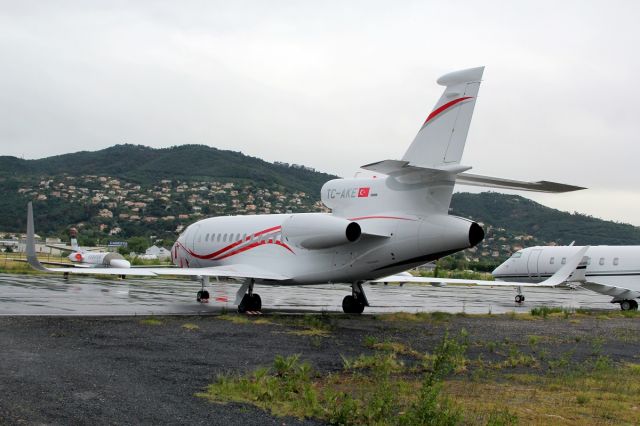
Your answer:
358;187;370;198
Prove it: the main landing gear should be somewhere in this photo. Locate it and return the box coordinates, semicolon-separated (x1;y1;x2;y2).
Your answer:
236;278;262;313
619;299;638;311
196;276;210;303
514;286;525;304
342;281;369;314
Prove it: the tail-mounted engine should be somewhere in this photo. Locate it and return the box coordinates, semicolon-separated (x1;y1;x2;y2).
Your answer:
281;213;361;250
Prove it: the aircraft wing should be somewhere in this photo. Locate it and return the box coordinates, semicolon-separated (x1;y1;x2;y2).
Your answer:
374;246;589;288
9;258;92;268
579;281;640;301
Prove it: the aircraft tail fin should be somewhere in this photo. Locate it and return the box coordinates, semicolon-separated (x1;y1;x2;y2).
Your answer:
402;67;484;168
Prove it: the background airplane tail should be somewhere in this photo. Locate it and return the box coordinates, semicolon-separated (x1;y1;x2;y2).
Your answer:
402;67;484;168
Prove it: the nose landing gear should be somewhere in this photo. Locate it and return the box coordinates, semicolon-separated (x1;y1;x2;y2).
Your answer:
515;286;525;304
196;276;210;303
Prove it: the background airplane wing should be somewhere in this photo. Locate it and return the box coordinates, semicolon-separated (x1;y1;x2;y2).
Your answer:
374;246;589;288
580;281;640;301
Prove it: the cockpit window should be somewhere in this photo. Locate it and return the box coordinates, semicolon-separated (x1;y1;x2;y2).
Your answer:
511;252;522;258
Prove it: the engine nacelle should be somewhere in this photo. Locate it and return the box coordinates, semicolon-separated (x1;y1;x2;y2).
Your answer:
281;213;361;250
419;215;484;254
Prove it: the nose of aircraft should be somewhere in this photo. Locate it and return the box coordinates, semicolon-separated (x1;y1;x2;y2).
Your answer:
492;261;508;278
109;258;131;268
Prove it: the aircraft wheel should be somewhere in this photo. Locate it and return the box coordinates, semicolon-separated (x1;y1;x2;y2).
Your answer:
238;293;261;313
201;290;210;301
515;295;524;304
342;295;365;314
620;300;636;311
250;294;262;311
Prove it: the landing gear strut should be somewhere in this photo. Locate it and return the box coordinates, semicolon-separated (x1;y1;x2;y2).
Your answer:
619;299;638;311
515;286;525;304
196;276;210;303
236;278;262;313
342;281;369;314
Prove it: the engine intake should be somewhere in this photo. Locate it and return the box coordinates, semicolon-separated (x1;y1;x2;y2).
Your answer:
281;214;361;250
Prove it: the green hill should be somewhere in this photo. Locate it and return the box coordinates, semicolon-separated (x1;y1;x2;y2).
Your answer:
0;144;335;193
1;144;638;263
450;192;640;246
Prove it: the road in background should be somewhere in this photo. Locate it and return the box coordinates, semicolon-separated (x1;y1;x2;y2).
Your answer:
0;273;615;316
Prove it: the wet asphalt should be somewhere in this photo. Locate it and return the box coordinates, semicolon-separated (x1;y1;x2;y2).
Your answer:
0;273;615;316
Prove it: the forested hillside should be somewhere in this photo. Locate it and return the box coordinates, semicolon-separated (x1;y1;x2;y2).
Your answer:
1;144;638;263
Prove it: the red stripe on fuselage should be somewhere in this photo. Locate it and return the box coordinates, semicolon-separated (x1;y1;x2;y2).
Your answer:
178;225;291;261
348;215;416;221
423;97;472;125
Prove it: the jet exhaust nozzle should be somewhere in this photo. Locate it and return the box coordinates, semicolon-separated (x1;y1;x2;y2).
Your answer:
469;222;484;247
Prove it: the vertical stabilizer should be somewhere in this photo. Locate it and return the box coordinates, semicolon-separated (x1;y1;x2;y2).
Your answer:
402;66;484;168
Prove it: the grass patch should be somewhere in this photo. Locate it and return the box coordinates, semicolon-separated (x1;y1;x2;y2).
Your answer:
139;317;163;326
181;323;199;331
376;311;453;322
200;331;472;424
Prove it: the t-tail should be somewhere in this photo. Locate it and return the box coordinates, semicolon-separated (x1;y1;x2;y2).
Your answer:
402;66;483;168
328;66;584;218
326;67;486;216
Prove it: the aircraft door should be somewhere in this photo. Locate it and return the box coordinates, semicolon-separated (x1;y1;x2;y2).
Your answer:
187;224;201;267
526;249;542;279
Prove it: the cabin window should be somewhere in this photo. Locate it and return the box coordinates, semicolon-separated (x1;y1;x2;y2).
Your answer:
223;234;227;242
205;233;209;242
561;257;566;265
216;234;221;242
550;257;555;265
613;257;619;266
599;257;605;266
243;233;247;241
236;233;240;241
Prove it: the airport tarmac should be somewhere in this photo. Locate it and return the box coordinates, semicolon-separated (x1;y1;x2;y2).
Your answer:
0;273;616;315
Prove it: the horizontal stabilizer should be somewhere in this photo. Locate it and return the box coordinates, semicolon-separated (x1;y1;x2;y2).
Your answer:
360;160;584;193
456;172;585;193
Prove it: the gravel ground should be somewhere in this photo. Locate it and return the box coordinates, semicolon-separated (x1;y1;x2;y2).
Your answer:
1;313;639;425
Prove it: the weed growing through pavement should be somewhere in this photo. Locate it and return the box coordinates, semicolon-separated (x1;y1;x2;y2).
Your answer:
199;331;477;425
139;317;163;326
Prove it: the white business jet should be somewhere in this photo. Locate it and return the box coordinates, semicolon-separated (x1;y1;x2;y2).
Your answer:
493;246;640;310
44;227;131;269
26;67;585;313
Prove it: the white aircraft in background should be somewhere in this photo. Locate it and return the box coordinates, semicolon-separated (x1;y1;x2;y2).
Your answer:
26;66;586;313
43;227;131;269
493;246;640;310
14;226;131;271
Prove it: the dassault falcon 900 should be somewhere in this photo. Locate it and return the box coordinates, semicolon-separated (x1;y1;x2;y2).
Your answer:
26;67;586;313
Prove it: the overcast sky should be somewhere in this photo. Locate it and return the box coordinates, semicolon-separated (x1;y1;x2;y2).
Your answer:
1;1;639;225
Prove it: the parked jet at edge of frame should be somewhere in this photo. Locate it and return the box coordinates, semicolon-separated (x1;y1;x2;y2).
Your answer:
26;66;586;313
492;246;640;311
14;226;131;269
